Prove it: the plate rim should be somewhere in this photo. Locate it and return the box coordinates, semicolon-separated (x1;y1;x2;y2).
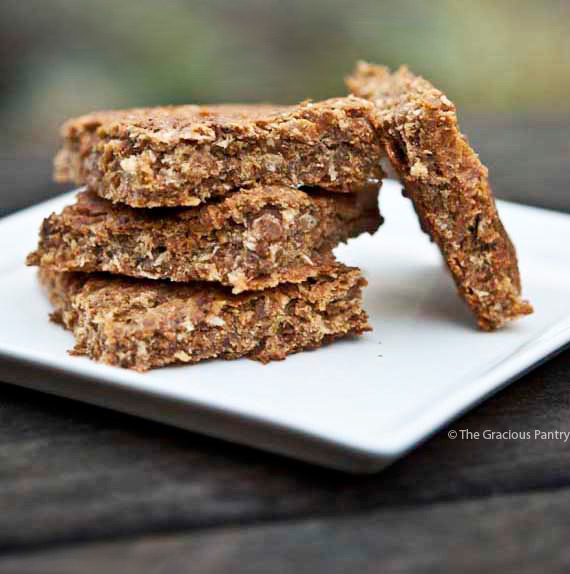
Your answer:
2;187;570;472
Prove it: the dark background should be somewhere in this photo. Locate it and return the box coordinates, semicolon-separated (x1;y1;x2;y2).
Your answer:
1;0;569;153
1;0;569;214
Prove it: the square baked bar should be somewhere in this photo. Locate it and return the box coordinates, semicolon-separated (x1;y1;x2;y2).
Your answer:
54;97;385;208
39;263;371;371
27;184;381;293
347;62;532;330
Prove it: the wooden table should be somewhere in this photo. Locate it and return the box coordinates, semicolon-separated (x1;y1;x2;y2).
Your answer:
0;117;569;573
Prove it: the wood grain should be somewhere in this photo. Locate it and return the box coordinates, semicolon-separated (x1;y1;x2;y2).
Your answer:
1;486;569;574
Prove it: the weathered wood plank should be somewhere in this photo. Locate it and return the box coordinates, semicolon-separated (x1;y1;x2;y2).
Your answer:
1;486;569;574
0;348;569;552
0;156;67;216
463;116;570;213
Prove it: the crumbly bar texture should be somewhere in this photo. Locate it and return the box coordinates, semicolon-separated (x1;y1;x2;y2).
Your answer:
38;263;371;372
27;185;381;293
54;97;385;208
346;62;532;330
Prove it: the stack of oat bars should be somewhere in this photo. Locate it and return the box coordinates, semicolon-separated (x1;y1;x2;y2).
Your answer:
27;62;534;371
27;97;385;371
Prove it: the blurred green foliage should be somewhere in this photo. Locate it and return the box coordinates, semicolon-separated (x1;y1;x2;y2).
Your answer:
1;0;568;152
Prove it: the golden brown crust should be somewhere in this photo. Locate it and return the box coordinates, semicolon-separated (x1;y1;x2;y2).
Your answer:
347;62;532;330
39;263;371;372
27;185;381;293
54;98;385;208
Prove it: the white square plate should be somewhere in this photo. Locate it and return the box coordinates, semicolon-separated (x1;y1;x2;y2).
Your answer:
1;180;569;473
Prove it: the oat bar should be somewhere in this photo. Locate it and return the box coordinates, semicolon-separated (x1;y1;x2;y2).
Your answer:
39;263;371;371
27;185;381;293
346;62;532;330
54;98;385;208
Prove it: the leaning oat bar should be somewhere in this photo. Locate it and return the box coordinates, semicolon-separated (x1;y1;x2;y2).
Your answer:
39;263;371;372
347;62;532;330
54;98;385;208
27;184;381;293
